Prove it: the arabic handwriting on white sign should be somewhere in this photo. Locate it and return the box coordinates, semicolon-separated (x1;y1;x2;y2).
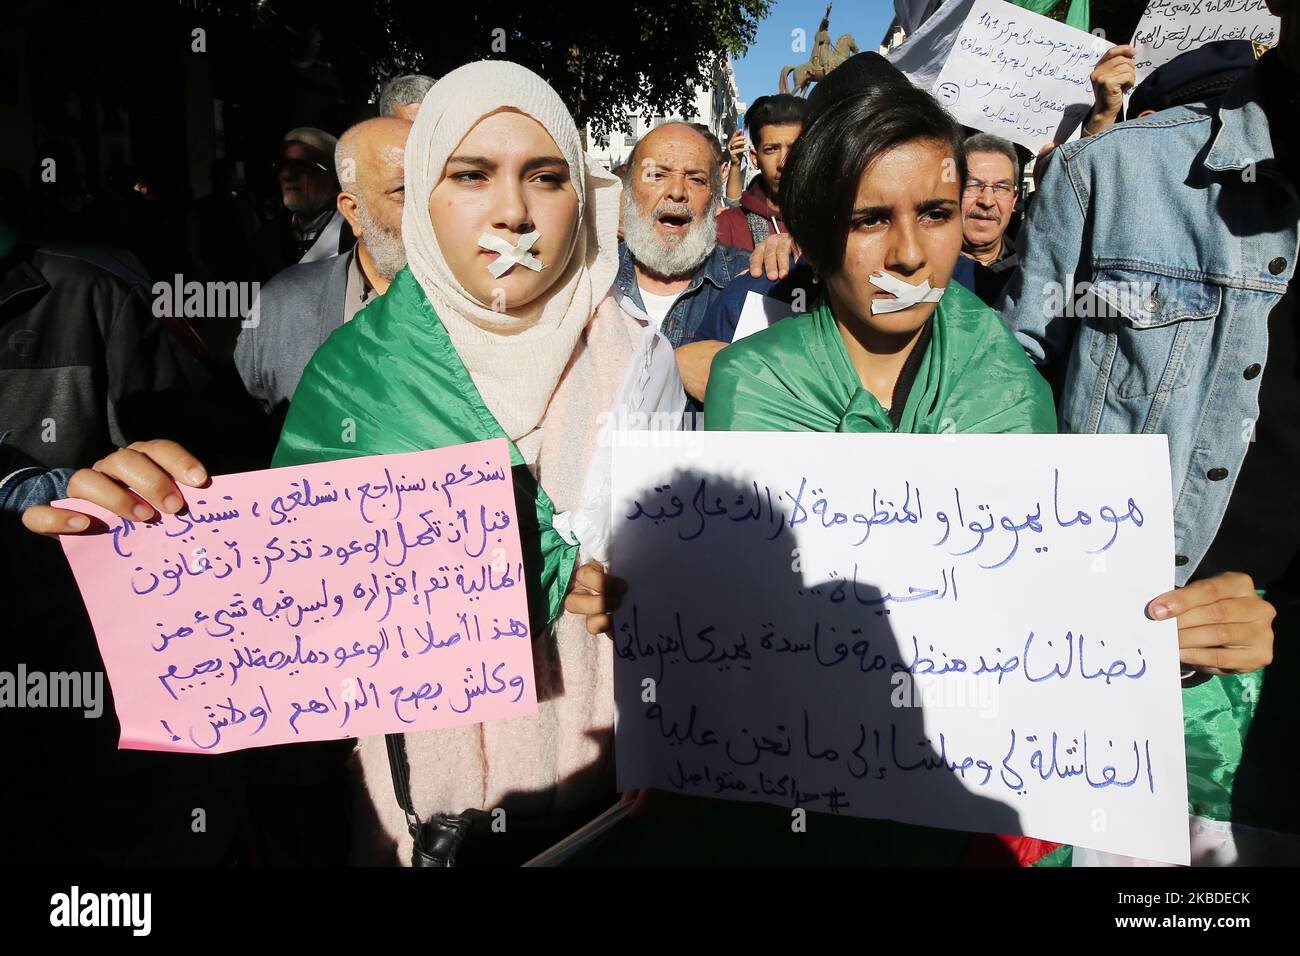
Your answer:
932;0;1111;150
610;432;1190;864
1133;0;1279;80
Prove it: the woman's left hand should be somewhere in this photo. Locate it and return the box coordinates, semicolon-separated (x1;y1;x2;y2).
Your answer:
1147;572;1275;676
564;560;626;636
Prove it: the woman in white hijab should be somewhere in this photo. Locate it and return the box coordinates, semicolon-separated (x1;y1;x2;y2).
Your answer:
274;60;663;865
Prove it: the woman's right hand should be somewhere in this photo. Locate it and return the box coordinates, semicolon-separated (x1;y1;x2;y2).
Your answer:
23;439;209;536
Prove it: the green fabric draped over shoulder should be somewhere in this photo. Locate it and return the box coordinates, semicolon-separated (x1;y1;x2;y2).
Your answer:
702;281;1267;864
272;267;578;635
1010;0;1091;31
695;282;1055;864
704;280;1058;435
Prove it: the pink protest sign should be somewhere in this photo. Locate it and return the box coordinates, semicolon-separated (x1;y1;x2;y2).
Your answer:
56;439;537;754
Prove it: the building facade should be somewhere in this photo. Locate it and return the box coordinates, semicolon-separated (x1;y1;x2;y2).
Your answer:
586;55;742;171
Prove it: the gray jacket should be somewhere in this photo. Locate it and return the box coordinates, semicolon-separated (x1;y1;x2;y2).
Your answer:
235;249;350;415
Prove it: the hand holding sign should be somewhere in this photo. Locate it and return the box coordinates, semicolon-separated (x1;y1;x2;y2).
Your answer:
1084;44;1137;135
24;440;209;534
609;432;1191;863
564;560;626;636
1149;572;1275;676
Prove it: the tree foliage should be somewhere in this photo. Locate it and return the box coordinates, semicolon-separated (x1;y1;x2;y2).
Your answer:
180;0;771;138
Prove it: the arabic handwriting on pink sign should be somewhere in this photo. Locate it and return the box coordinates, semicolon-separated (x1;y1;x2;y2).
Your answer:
56;439;537;754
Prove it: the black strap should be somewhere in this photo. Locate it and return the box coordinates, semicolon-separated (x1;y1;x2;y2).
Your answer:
384;733;423;835
387;734;490;866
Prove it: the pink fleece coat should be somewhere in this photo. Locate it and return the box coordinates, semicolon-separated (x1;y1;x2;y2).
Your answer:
346;294;642;865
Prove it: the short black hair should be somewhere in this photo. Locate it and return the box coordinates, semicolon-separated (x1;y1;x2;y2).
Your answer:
746;94;808;144
780;83;967;277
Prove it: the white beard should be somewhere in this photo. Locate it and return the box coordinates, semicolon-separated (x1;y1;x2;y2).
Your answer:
621;192;717;280
357;200;407;279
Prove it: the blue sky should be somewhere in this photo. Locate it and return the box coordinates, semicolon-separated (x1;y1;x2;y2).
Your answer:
732;0;897;108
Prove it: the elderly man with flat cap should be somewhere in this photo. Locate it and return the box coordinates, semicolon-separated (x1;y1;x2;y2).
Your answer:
238;117;412;419
253;126;355;281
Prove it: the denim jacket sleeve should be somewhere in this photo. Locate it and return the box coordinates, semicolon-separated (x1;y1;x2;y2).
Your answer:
0;443;72;515
996;147;1092;379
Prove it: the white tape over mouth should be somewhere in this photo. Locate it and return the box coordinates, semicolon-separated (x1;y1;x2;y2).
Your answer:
479;230;543;278
868;271;946;314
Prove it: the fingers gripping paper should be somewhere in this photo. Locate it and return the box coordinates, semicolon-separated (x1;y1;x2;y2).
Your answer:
609;432;1191;864
55;441;538;754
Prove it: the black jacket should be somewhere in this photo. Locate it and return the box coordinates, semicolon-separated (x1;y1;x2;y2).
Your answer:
0;243;275;472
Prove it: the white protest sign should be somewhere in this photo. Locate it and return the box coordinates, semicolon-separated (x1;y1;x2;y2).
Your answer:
610;432;1190;864
731;291;793;343
1133;0;1278;82
931;0;1111;151
890;0;976;90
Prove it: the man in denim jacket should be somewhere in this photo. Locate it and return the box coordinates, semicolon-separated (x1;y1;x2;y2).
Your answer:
615;122;749;403
1001;2;1297;855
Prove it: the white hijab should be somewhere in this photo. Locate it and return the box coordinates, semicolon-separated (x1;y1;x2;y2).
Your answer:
401;60;622;444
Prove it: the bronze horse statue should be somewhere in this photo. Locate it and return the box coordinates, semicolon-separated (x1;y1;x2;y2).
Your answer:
779;34;860;96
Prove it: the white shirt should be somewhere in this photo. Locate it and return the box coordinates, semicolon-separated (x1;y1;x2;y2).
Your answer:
343;248;379;323
298;209;346;265
638;288;680;332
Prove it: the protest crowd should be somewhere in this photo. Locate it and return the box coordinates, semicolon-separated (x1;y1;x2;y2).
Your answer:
1;0;1296;870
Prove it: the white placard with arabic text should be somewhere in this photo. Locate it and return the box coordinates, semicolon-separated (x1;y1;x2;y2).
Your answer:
932;0;1112;150
611;432;1189;864
1133;0;1278;82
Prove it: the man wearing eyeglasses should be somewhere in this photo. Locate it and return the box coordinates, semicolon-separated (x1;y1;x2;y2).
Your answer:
956;133;1021;307
253;127;355;281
